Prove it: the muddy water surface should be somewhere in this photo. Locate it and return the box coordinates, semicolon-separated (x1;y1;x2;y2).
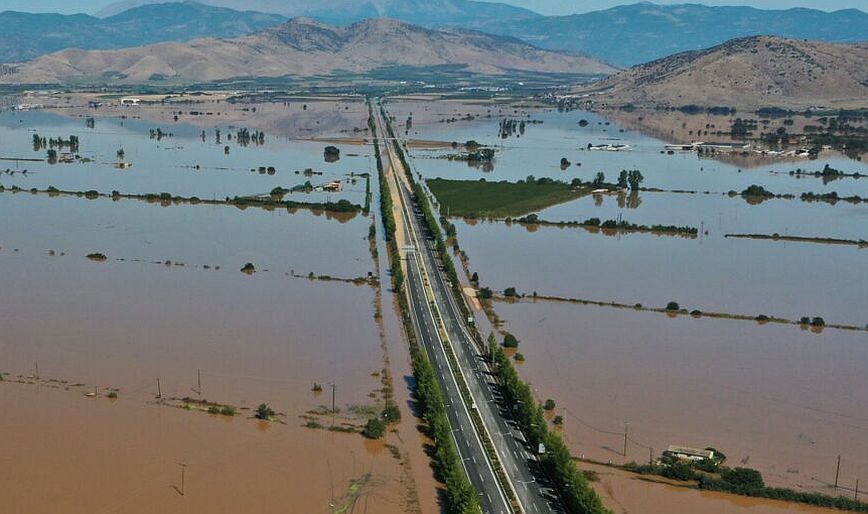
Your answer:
497;300;868;494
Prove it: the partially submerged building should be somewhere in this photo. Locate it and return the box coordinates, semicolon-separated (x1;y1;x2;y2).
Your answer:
664;445;715;462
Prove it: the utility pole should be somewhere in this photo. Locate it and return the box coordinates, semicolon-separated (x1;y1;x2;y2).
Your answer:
855;479;859;501
623;422;629;458
157;378;162;399
649;447;654;466
179;463;187;496
34;361;39;381
197;369;202;401
332;383;336;413
835;455;841;490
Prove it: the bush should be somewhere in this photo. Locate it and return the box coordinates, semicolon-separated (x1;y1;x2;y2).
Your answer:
479;287;493;299
666;301;680;311
503;332;519;348
220;406;236;416
722;467;765;489
661;460;698;481
362;417;386;439
553;415;564;425
381;404;401;423
543;399;556;411
504;286;518;297
255;403;275;420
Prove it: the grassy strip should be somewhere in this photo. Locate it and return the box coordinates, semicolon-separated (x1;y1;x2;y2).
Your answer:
489;338;610;514
505;293;868;333
0;185;361;214
427;177;592;218
369;100;480;514
726;233;867;248
511;215;698;237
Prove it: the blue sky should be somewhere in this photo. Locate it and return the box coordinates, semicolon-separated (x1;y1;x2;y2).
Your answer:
3;0;864;15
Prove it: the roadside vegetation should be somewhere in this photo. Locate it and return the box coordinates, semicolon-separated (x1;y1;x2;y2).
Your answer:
369;99;481;514
489;336;610;514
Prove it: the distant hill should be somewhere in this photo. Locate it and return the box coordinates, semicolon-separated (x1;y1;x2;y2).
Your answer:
96;0;540;28
1;18;614;85
486;3;868;67
575;36;868;109
0;2;286;63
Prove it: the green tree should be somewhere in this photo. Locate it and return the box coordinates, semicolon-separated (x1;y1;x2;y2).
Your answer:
363;417;386;439
627;169;644;190
617;170;629;189
593;172;606;187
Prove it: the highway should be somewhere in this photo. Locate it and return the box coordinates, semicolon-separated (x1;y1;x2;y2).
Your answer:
373;101;559;514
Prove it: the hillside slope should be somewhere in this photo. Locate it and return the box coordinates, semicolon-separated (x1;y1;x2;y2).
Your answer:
575;36;868;110
1;18;614;85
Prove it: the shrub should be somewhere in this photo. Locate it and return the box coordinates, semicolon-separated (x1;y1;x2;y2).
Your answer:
553;415;564;425
503;332;519;348
381;404;401;423
255;403;275;420
543;399;556;411
208;405;220;414
661;460;698;481
722;467;765;489
479;287;493;299
107;390;118;399
504;286;518;297
220;406;236;416
362;417;386;439
666;301;680;311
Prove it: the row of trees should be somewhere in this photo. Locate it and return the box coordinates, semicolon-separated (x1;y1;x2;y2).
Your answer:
33;134;79;152
488;336;610;514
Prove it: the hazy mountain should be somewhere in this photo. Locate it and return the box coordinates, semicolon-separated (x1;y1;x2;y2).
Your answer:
1;18;614;85
576;36;868;109
0;2;286;63
96;0;540;28
487;3;868;67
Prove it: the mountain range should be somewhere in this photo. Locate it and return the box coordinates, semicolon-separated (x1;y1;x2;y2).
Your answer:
0;2;285;63
0;18;614;85
0;2;865;66
484;3;868;67
577;36;868;109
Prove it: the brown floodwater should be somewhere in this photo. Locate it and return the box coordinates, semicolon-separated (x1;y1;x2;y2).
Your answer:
496;299;868;494
0;383;411;514
0;153;434;512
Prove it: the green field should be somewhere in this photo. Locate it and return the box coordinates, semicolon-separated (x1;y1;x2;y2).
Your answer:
426;178;590;218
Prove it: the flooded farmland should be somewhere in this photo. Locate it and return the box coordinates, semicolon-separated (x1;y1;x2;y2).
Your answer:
391;98;868;504
0;98;433;514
